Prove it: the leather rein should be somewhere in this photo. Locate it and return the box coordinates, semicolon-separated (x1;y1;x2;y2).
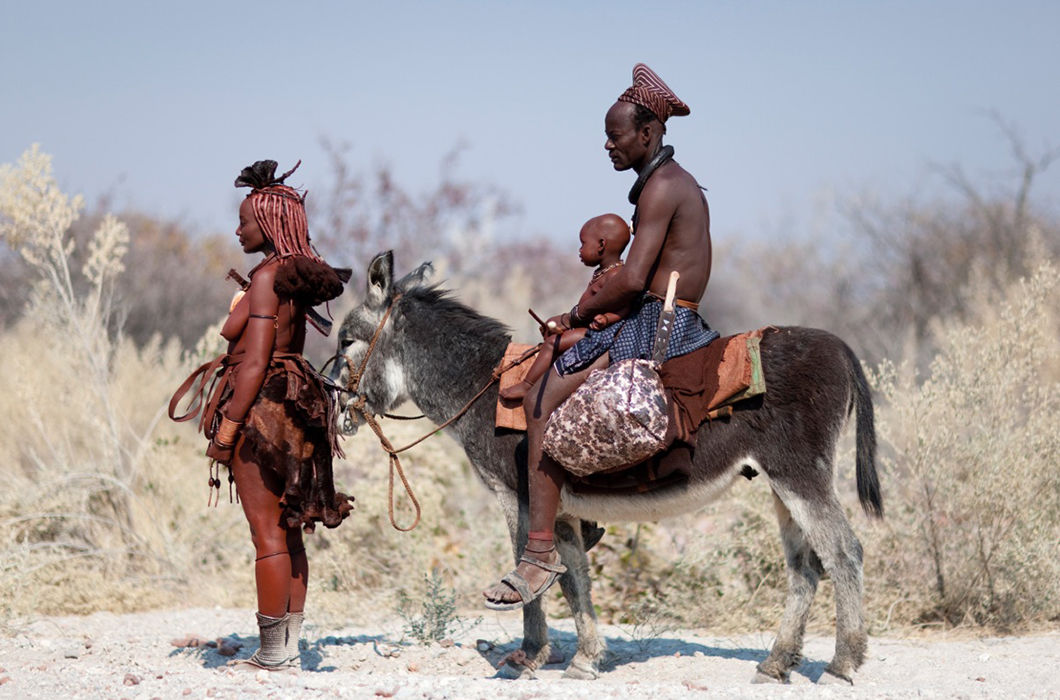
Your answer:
334;293;539;532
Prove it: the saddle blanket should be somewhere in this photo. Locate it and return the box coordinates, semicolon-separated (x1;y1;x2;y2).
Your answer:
494;343;538;432
494;328;768;435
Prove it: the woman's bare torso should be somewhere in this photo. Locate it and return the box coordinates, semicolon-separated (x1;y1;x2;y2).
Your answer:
221;257;306;355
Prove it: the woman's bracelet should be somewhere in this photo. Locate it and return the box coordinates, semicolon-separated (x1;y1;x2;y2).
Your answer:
214;415;243;447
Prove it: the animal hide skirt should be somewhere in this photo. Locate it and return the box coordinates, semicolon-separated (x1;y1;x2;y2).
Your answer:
172;351;354;533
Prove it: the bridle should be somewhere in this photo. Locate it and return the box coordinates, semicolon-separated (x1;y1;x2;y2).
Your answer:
330;293;538;532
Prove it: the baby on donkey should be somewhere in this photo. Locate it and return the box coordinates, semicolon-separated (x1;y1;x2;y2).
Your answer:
499;213;632;404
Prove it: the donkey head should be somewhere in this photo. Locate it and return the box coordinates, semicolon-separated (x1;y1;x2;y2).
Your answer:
331;251;433;434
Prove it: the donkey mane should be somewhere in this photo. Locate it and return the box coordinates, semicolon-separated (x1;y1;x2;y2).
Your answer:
402;283;511;346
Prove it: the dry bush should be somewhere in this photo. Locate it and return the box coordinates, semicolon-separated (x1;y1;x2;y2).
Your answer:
0;146;251;616
309;139;523;289
709;122;1059;370
840;122;1060;367
0;204;244;351
3;142;1055;640
110;211;243;349
708;233;870;342
301;414;511;626
57;208;241;350
862;253;1060;631
300;140;586;359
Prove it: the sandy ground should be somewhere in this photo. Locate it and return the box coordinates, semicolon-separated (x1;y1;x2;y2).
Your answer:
0;607;1057;699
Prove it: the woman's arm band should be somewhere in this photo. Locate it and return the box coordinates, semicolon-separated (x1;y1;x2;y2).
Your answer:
213;415;243;447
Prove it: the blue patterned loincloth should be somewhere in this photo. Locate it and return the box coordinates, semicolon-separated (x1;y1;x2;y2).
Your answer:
555;295;719;376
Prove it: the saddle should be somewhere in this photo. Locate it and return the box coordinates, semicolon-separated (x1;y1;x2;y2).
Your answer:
494;328;770;493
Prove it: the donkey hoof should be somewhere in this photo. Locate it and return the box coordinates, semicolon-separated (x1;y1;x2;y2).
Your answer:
495;663;535;680
752;669;788;684
819;668;854;685
563;660;599;680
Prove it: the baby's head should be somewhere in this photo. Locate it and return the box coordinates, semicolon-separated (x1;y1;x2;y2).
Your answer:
578;213;631;267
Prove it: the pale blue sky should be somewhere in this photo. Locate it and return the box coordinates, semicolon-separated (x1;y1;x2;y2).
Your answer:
3;1;1058;249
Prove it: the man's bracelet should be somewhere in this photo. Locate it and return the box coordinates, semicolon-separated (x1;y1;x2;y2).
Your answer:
569;304;583;327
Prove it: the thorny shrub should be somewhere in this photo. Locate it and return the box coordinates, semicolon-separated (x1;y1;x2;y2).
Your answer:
396;571;481;645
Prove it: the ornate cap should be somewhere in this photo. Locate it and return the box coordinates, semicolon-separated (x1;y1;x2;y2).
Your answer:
617;63;690;123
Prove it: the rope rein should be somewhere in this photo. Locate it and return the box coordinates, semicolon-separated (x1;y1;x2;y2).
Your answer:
342;294;539;531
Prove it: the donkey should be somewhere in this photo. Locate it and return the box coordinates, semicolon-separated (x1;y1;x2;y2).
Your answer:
331;251;883;684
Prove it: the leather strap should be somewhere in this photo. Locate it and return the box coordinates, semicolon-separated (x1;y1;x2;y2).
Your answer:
646;290;699;312
519;554;568;574
169;352;250;437
168;354;228;426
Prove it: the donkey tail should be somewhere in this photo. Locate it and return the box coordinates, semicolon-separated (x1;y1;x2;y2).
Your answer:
845;343;883;518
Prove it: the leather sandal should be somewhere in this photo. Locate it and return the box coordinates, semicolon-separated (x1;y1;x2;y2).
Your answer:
484;552;567;611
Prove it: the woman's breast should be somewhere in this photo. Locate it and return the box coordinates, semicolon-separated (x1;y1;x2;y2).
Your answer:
220;291;248;342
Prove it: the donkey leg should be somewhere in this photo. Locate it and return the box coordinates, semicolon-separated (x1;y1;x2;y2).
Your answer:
774;485;867;684
554;518;605;680
755;492;824;683
492;488;551;679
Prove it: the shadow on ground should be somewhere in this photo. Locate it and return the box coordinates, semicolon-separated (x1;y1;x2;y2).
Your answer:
486;627;831;683
172;632;387;672
172;626;830;683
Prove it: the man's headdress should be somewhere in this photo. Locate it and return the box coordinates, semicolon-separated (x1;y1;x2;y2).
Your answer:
617;63;690;124
234;159;321;262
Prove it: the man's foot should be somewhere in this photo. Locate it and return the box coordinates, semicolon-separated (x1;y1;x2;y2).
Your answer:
483;548;567;611
499;380;532;404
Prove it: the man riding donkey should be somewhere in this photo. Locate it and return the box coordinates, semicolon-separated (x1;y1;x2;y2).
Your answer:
484;63;719;609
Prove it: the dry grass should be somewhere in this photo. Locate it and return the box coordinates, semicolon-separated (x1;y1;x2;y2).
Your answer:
2;146;1057;638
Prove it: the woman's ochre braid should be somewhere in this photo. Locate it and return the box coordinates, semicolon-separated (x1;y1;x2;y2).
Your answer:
248;185;322;262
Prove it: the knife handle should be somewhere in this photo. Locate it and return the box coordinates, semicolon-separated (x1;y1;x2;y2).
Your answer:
663;271;680;312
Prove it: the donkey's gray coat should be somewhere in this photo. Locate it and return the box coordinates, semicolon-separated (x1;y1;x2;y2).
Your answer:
332;252;883;684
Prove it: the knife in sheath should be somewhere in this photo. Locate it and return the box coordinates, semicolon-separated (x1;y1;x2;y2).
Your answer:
651;271;680;365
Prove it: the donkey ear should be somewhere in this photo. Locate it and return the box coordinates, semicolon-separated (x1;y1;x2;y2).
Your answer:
395;261;434;292
366;251;394;309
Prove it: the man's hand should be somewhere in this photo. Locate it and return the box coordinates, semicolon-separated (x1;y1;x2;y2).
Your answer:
206;438;234;466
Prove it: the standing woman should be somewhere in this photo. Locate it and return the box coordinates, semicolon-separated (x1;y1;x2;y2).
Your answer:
170;160;354;670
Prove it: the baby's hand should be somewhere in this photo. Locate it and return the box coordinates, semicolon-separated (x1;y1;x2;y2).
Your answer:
589;314;611;330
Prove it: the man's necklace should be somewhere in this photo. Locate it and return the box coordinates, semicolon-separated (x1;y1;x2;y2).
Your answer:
628;145;675;205
591;261;623;281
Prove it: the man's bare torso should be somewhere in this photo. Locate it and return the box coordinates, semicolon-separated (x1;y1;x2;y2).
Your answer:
637;160;711;304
